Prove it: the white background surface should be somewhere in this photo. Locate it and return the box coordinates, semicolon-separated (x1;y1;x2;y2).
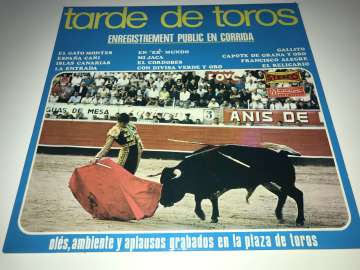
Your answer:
0;0;359;269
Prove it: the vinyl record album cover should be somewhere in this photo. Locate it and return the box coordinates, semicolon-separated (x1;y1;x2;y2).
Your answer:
3;3;360;253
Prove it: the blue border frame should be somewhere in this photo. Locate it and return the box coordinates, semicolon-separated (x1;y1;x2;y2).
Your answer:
3;3;360;253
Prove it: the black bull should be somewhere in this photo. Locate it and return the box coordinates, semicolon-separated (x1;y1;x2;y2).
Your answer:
159;144;305;225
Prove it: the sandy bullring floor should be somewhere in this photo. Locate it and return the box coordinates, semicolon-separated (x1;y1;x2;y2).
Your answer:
19;154;349;232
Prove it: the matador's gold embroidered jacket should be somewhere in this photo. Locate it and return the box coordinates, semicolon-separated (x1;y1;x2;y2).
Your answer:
95;123;143;166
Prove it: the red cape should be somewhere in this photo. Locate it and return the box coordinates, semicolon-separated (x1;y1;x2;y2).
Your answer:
69;158;162;221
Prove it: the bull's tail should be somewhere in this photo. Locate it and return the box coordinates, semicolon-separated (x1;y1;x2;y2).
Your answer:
261;142;301;156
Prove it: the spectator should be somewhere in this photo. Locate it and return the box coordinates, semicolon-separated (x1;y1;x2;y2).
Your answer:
212;117;220;125
153;113;165;123
127;85;137;98
208;98;219;109
60;74;71;86
91;94;101;105
255;70;266;82
175;78;183;91
245;79;257;92
198;98;208;108
117;74;130;87
196;85;207;98
165;114;176;123
290;100;297;110
235;77;245;91
189;89;200;107
82;74;94;86
68;92;81;104
94;75;105;87
269;100;276;110
181;113;194;124
51;82;61;96
297;99;306;109
141;112;153;123
239;88;251;103
158;88;170;107
81;93;93;104
215;88;225;105
229;87;240;104
57;83;74;103
110;112;120;121
97;86;110;98
204;87;216;102
48;92;59;103
52;111;61;119
232;100;242;109
250;100;264;109
187;79;197;91
124;96;135;105
110;87;119;99
274;100;283;110
129;113;138;122
71;74;82;89
75;111;87;120
99;95;110;105
154;77;165;91
310;91;319;109
251;89;262;102
111;95;123;105
168;86;179;105
134;94;145;106
179;88;190;108
245;71;257;84
220;100;231;109
260;95;269;108
283;99;292;110
61;111;75;119
256;82;266;96
77;82;88;98
147;85;159;106
87;83;97;97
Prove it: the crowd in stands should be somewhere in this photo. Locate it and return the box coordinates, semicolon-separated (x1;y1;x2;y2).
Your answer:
48;70;320;110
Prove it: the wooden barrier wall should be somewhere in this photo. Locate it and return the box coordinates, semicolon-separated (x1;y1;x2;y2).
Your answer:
39;120;333;157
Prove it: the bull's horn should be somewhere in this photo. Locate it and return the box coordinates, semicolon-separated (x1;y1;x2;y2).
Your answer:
172;169;182;179
147;172;162;177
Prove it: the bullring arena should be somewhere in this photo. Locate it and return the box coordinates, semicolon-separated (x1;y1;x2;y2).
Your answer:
19;69;349;232
20;153;348;232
